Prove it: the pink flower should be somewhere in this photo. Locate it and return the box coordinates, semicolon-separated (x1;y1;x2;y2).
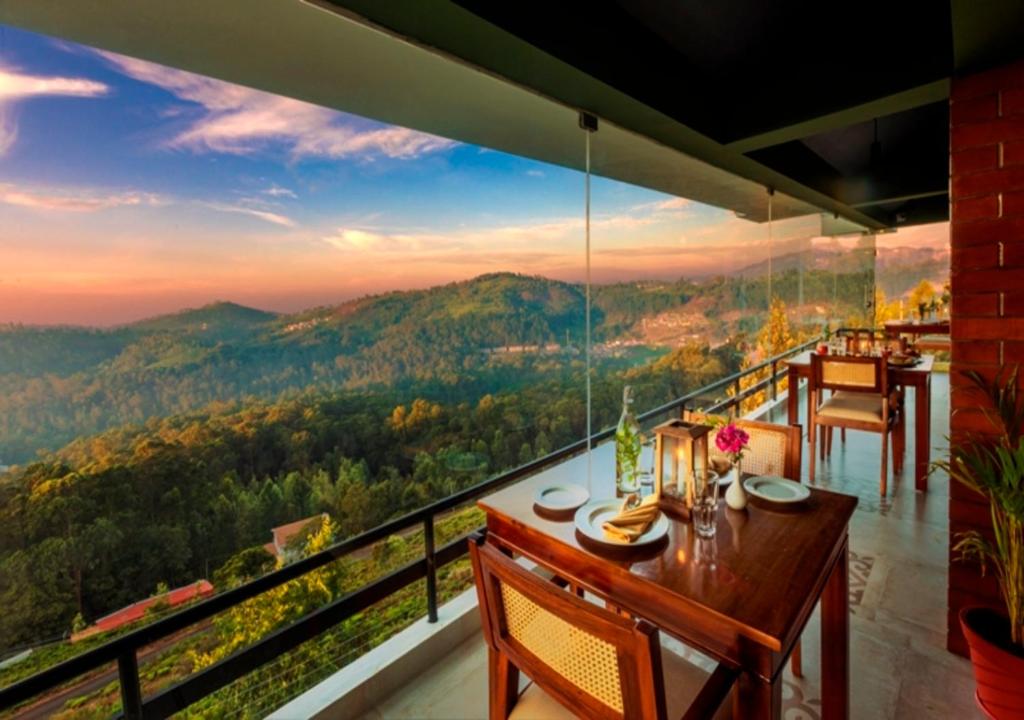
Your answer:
715;424;749;458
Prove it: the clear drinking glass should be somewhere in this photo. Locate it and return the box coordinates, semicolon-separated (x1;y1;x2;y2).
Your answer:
638;437;656;494
693;472;719;538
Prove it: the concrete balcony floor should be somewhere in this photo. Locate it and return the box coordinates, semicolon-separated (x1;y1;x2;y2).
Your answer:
359;373;981;719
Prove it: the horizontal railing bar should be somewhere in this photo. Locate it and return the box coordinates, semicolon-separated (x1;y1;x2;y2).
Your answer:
0;510;432;706
633;339;814;425
137;558;428;719
133;533;474;718
0;339;815;709
705;374;777;414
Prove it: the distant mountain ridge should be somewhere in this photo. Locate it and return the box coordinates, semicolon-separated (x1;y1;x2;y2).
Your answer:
0;274;592;464
0;268;879;464
129;301;278;334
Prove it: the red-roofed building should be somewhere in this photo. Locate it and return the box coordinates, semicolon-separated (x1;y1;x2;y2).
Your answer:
71;580;214;643
263;513;328;561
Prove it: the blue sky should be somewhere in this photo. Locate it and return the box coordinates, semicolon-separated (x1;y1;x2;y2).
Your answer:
0;24;944;326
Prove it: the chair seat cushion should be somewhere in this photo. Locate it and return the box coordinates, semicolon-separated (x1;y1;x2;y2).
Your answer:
818;391;884;424
508;648;731;719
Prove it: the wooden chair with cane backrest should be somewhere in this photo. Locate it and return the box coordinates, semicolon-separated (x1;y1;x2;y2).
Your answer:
826;328;886;454
469;534;737;720
809;353;901;495
684;412;802;482
683;412;806;678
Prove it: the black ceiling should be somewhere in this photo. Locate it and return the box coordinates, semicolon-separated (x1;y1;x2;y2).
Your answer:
452;0;953;146
329;0;1024;229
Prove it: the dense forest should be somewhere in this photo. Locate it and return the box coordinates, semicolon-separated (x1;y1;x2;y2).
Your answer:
0;340;736;651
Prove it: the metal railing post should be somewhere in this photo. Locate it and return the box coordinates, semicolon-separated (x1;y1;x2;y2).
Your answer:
118;650;143;719
424;516;438;623
770;360;778;402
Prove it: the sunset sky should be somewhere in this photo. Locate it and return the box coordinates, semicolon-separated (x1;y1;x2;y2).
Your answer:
0;25;948;326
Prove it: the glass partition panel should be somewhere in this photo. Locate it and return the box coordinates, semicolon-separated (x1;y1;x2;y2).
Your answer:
584;126;830;423
810;231;878;329
0;23;591;710
874;221;951;324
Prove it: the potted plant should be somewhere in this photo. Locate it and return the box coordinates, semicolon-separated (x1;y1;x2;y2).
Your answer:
933;367;1024;718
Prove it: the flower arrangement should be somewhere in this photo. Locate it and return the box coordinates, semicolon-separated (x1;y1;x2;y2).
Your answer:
715;423;749;465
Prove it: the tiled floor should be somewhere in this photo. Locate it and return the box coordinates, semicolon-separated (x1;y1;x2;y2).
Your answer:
364;373;984;719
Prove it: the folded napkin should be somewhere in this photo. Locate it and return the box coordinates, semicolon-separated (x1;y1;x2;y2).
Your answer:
602;493;661;543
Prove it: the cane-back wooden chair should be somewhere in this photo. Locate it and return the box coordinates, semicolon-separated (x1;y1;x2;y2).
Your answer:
469;534;737;720
684;412;806;677
808;354;904;495
685;412;802;481
825;328;884;453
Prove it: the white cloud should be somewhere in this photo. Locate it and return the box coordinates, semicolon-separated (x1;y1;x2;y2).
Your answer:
0;68;108;101
322;228;455;253
632;196;691;214
321;209;659;256
0;112;16;156
263;184;297;199
0;66;109;156
0;181;292;227
202;202;295;227
98;51;455;161
0;184;163;212
654;197;690;211
525;169;545;178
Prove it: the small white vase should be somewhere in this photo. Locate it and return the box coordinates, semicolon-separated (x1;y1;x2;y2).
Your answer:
725;463;747;510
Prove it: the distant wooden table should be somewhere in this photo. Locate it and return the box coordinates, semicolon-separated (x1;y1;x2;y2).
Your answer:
786;351;934;492
479;446;857;719
882;319;950;340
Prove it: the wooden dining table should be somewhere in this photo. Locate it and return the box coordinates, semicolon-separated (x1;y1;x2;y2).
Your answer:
785;351;934;492
478;443;858;719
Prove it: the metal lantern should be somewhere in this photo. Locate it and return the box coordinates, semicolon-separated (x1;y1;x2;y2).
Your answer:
653;419;712;517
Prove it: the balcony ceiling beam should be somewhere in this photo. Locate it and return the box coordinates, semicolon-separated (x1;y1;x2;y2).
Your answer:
724;80;950;155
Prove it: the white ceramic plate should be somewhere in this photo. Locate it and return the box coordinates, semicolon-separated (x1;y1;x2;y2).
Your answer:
573;499;669;547
533;484;590;513
743;475;810;504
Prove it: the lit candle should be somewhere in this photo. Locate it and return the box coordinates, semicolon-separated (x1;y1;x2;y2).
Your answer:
677;447;687;495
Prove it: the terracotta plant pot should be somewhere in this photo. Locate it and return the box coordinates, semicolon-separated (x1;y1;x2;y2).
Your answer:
960;607;1024;719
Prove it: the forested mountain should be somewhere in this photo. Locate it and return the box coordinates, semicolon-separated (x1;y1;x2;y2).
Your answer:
875;245;950;299
0;274;590;465
0;269;875;466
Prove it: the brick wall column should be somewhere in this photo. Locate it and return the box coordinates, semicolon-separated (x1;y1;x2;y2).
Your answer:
948;59;1024;655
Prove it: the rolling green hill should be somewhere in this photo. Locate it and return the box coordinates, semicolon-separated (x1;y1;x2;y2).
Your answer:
0;274;596;465
0;266;886;466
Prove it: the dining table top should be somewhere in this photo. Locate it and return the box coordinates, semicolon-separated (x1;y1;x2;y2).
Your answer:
478;442;858;653
785;349;934;375
882;319;950;334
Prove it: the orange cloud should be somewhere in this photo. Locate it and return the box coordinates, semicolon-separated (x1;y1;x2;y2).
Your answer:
0;184;163;212
201;202;296;227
